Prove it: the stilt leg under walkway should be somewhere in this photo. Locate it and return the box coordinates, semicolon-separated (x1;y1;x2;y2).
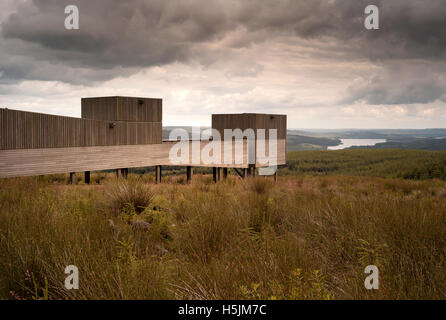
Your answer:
120;168;128;179
187;166;193;184
84;171;90;184
156;165;162;184
213;167;217;183
218;168;224;182
69;172;75;184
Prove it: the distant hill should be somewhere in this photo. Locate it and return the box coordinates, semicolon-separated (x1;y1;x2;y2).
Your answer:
352;138;446;151
286;134;340;151
162;127;446;151
289;128;446;139
163;126;208;140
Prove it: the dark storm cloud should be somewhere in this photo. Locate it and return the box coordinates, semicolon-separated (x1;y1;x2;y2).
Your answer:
343;60;446;105
4;0;446;63
0;0;446;104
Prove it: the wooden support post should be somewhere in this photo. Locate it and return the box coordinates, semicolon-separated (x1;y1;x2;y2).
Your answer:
120;168;128;179
85;171;90;185
156;165;162;184
213;167;217;183
233;168;244;179
187;166;193;184
116;169;120;178
243;168;248;179
218;168;224;181
69;172;75;184
274;169;278;183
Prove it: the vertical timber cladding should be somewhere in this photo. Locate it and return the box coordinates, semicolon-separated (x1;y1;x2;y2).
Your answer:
211;113;287;139
0;96;163;150
81;96;163;145
81;96;162;122
211;113;287;166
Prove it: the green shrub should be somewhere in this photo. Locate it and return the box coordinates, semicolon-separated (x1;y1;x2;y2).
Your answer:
105;177;154;214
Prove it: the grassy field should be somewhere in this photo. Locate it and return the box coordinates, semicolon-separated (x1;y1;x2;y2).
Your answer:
1;149;446;300
284;149;446;180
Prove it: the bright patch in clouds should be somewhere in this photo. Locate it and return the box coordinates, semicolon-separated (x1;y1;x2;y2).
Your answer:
0;0;446;129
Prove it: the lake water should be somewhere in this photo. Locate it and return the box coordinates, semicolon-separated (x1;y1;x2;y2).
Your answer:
328;139;387;150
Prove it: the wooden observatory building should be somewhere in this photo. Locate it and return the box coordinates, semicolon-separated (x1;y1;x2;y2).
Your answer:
0;96;286;182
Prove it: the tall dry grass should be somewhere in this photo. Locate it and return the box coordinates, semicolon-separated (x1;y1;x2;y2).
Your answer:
0;173;446;299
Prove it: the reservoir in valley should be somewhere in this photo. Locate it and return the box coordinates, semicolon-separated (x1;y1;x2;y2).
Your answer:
328;139;387;150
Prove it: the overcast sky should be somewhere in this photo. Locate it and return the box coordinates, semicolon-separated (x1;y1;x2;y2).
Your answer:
1;0;445;128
